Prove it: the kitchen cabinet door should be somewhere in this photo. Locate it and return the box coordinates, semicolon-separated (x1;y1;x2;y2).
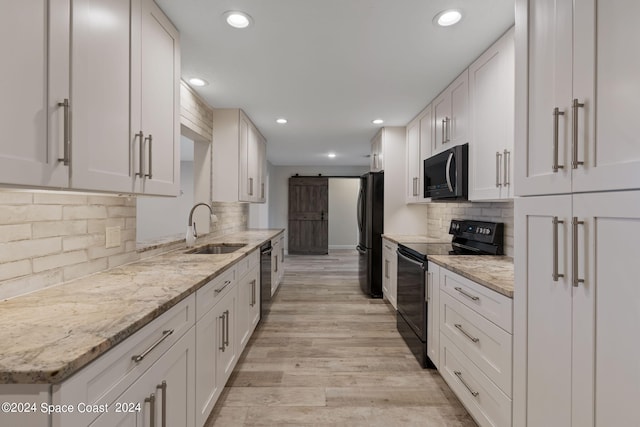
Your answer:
195;307;221;427
214;288;237;388
237;265;259;353
514;195;572;427
271;237;281;295
0;0;69;188
469;28;515;201
406;118;421;203
572;190;640;427
571;0;640;193
277;233;285;283
433;71;469;154
132;0;180;196
515;0;573;196
257;135;267;202
71;0;135;193
370;129;384;172
382;238;397;309
426;262;439;368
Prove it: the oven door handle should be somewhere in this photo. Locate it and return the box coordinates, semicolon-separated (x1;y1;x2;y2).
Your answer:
396;249;426;271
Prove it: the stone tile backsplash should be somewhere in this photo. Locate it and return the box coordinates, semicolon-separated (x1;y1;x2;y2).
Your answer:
0;191;138;300
426;200;514;256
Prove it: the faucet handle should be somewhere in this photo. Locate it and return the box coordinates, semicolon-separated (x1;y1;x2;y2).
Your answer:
193;222;198;238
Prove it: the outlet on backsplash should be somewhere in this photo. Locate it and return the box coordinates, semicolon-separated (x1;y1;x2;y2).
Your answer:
105;226;121;248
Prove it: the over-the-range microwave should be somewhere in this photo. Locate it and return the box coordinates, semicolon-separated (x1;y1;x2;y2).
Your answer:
423;143;468;201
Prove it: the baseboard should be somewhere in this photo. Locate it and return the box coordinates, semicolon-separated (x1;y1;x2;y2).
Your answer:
328;245;357;250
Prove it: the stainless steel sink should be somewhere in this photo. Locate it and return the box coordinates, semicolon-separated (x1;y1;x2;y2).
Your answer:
185;243;246;255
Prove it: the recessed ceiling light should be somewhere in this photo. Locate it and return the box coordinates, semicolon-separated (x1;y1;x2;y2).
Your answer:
224;11;252;29
434;9;462;27
372;119;384;125
188;77;207;87
276;118;288;124
328;153;337;158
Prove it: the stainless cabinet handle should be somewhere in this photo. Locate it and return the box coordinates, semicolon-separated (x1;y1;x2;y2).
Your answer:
572;217;585;287
552;107;565;172
224;309;230;348
495;152;502;187
281;247;285;263
214;280;232;295
145;393;156;427
248;177;254;196
275;255;278;272
219;312;226;351
572;99;585;169
454;371;479;397
250;279;256;307
132;329;174;362
441;119;446;144
57;99;70;165
145;134;153;179
261;182;265;199
412;177;419;197
552;217;565;282
455;323;480;343
156;381;167;427
445;117;451;143
384;259;389;279
454;286;480;301
135;131;145;177
503;149;510;186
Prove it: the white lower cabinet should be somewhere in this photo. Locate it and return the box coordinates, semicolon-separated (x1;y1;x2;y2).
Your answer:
236;250;261;355
426;263;440;368
381;238;398;309
271;233;285;296
52;294;196;427
438;266;513;427
514;190;640;427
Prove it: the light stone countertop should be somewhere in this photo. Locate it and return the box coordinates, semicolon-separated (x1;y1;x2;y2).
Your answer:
0;229;284;385
381;234;449;245
427;255;514;298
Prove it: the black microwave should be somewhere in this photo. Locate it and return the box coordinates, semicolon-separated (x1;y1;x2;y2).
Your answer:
423;143;468;201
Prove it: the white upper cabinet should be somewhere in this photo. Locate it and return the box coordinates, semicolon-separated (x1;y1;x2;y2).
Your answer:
469;27;515;201
370;129;384;172
71;0;136;193
0;0;70;188
133;0;180;196
516;0;640;196
433;70;469;153
212;109;267;203
0;0;179;196
405;104;433;203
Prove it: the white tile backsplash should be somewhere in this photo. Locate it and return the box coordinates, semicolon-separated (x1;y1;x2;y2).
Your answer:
426;200;514;256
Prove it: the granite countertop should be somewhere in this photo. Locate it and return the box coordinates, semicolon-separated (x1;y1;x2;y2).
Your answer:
381;234;449;245
0;229;284;385
428;255;514;298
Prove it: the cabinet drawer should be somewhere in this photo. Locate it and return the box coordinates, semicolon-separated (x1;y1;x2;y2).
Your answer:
196;266;236;320
440;334;512;427
382;239;397;253
441;268;512;333
53;294;195;427
237;249;259;278
440;292;512;396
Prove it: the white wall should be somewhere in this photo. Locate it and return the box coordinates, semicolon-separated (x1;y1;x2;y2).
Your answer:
268;164;369;251
328;178;360;249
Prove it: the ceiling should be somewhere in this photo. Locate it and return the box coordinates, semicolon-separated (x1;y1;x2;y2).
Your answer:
156;0;515;166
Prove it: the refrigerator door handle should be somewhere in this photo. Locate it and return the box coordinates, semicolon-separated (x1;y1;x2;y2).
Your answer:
356;245;367;255
356;189;363;231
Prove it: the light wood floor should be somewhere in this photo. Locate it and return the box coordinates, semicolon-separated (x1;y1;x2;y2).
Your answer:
205;250;477;426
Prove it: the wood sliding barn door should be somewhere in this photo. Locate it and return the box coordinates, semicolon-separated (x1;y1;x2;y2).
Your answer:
288;177;328;254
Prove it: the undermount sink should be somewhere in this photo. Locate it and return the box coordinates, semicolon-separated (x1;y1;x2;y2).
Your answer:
185;243;247;255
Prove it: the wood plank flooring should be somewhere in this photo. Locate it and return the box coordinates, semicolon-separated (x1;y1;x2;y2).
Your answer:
205;250;477;426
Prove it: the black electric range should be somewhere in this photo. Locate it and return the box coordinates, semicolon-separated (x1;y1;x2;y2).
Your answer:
396;220;504;368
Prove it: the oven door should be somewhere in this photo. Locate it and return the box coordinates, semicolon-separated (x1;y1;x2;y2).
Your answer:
396;248;426;341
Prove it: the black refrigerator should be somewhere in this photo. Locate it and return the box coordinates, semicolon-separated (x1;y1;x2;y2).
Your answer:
356;171;384;298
